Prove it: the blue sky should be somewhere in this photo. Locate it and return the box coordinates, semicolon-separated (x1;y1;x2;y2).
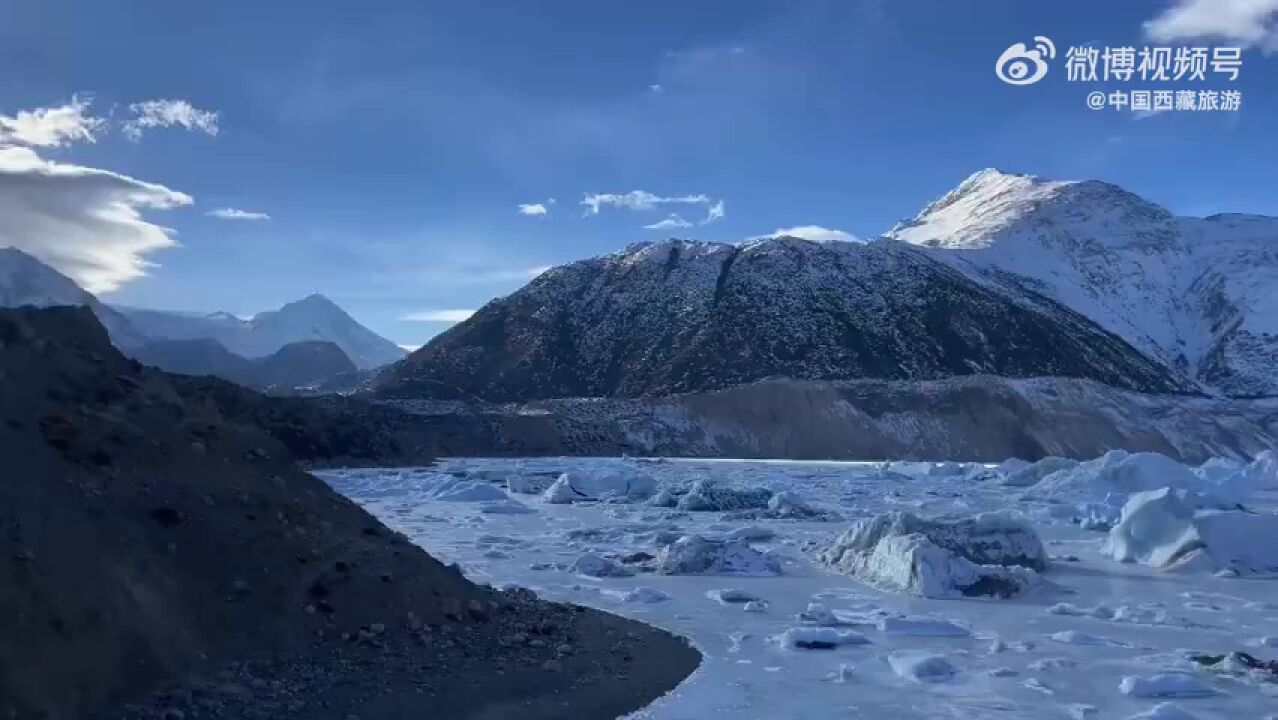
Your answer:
2;0;1276;347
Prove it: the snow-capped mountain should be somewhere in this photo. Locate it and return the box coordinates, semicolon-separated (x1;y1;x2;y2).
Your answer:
116;295;406;370
0;247;147;347
884;169;1278;397
0;247;403;370
377;237;1188;401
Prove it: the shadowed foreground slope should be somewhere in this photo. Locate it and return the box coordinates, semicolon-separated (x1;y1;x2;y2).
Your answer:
0;307;697;720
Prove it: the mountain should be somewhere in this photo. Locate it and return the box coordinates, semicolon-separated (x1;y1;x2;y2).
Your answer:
116;294;406;370
376;237;1189;402
0;247;147;347
127;337;358;392
884;169;1278;397
0;247;404;371
127;337;259;387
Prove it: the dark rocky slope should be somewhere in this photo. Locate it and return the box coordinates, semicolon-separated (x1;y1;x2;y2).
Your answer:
0;307;697;719
377;238;1191;402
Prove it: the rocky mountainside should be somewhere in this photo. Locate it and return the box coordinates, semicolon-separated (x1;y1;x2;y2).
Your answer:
116;294;406;370
885;169;1278;397
129;337;358;393
0;307;695;719
376;237;1190;402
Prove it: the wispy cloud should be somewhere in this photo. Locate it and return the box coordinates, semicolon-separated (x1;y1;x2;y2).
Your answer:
122;99;220;141
1144;0;1278;50
580;190;712;215
702;199;725;225
0;96;105;148
644;214;693;230
399;309;475;322
518;198;555;216
206;207;270;221
755;225;861;244
584;190;725;228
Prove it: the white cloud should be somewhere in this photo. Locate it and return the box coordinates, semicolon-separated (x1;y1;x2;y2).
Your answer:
758;225;861;244
580;190;711;215
398;343;420;351
701;199;725;225
206;207;270;221
399;309;475;322
518;197;555;217
0;145;192;292
1144;0;1278;50
644;214;693;230
122;99;219;141
0;96;106;148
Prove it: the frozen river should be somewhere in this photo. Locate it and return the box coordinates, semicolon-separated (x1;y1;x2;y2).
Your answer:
317;457;1278;720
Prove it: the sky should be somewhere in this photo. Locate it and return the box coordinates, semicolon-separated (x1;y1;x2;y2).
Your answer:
2;0;1277;348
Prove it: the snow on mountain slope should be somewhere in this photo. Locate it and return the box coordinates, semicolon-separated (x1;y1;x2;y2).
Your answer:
116;294;405;370
0;247;147;347
377;236;1189;401
885;169;1278;397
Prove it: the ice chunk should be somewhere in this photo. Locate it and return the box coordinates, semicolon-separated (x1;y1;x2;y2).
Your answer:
1102;487;1278;575
877;616;970;637
646;489;678;508
506;474;555;494
421;476;511;502
887;652;957;683
994;457;1032;475
886;461;969;477
1118;673;1215;698
797;603;840;625
1127;703;1198;720
1029;451;1218;504
775;627;870;650
1003;456;1078;487
726;525;776;542
1049;630;1108;645
621;587;670;603
1246;450;1278;490
569;552;634;578
676;480;772;511
541;465;657;503
656;535;781;576
542;475;578;504
479;499;535;514
818;511;1045;598
766;491;817;518
743;600;768;613
705;588;761;605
